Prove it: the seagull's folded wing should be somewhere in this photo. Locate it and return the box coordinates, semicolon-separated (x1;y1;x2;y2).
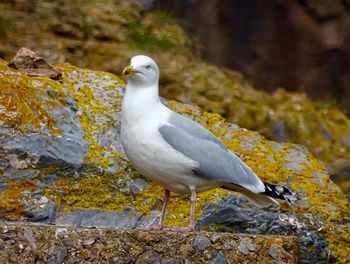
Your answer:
159;113;265;194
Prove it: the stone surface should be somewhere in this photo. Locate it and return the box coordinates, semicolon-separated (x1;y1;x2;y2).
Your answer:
0;56;349;263
193;235;211;252
8;47;62;80
0;222;300;263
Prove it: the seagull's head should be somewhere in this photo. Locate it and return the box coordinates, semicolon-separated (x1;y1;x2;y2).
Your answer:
123;55;159;88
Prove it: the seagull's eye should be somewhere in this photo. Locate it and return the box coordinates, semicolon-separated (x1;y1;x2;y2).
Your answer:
145;65;151;70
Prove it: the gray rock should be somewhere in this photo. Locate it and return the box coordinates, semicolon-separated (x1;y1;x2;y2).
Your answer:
212;251;227;264
2;134;87;165
23;198;58;223
5;168;38;181
198;195;327;263
239;142;256;151
193;235;211;252
82;238;96;247
238;240;249;255
128;178;148;194
285;148;310;164
47;246;68;264
79;210;141;228
23;227;37;249
268;244;279;260
54;210;85;226
136;250;162;264
284;162;304;172
270;142;284;150
136;210;160;228
80;210;120;227
57;209;134;228
0;53;348;264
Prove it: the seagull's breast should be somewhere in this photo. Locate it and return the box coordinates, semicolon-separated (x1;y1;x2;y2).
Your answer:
121;102;215;193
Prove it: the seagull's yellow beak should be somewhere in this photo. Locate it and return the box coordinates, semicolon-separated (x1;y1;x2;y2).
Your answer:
122;66;139;76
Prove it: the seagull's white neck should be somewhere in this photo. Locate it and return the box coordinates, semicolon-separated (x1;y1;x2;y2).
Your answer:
124;83;160;106
122;82;168;126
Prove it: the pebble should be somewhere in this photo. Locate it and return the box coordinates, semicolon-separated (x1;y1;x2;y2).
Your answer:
193;235;211;252
268;244;279;260
212;251;227;264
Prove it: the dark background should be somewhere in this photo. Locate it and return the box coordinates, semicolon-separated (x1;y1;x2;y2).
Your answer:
154;0;350;113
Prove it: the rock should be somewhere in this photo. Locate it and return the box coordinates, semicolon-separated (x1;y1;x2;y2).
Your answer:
268;244;280;260
0;57;349;262
53;209;141;228
8;48;62;80
196;194;335;263
238;240;250;255
23;227;37;249
47;246;68;264
193;235;211;252
136;250;163;264
212;251;227;264
0;222;300;263
128;178;148;194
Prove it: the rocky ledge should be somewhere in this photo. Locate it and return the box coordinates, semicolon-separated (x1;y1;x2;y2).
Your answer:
0;50;349;263
0;222;300;263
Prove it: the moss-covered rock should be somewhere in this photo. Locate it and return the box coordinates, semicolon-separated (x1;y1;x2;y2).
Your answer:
0;58;349;262
1;0;350;197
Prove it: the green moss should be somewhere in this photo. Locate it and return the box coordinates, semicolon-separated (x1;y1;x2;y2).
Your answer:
314;98;339;111
126;22;176;51
153;10;180;25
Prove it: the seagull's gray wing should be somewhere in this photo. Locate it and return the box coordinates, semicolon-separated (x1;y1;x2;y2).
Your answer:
159;113;265;193
168;112;226;150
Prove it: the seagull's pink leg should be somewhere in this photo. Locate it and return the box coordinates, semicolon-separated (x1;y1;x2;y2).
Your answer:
188;188;197;230
167;187;196;232
157;189;170;229
137;189;170;230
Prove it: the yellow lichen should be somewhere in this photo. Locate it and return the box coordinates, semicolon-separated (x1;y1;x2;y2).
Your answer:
167;100;350;261
0;180;36;219
55;63;124;169
0;60;349;261
0;60;64;135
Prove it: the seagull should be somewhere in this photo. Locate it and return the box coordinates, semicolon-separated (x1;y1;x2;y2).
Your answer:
121;55;296;231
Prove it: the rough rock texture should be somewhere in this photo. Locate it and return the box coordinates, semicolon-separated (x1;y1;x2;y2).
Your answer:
0;57;349;263
8;47;62;80
0;222;300;263
0;0;350;196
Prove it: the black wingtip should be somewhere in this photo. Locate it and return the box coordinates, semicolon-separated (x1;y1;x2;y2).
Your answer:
263;182;298;208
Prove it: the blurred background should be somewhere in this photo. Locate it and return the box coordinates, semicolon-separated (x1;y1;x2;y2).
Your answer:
155;0;350;113
1;0;350;197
